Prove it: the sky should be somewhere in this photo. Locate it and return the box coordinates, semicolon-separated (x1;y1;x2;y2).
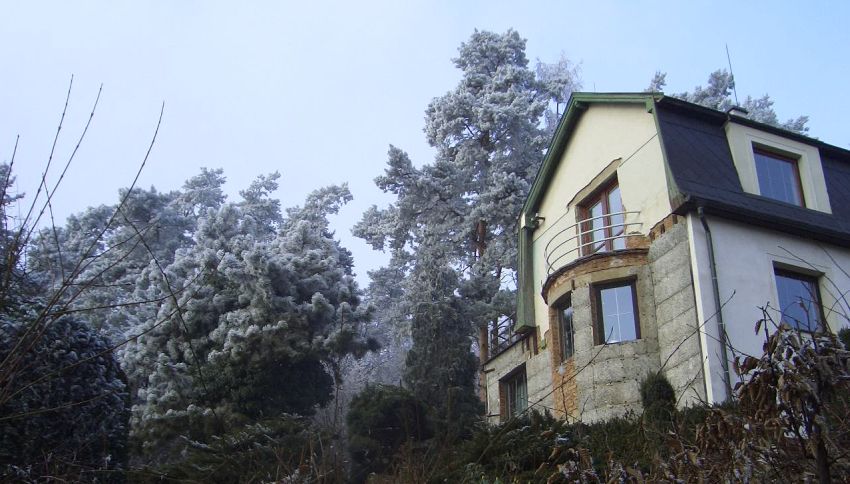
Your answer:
2;1;848;285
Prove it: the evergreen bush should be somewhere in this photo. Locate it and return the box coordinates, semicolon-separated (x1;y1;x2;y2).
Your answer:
347;384;432;482
133;416;319;483
0;315;130;482
640;372;676;426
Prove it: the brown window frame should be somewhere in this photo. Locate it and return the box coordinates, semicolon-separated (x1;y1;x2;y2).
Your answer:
579;179;625;256
774;268;825;333
499;365;528;421
556;293;575;362
592;279;641;345
753;147;806;207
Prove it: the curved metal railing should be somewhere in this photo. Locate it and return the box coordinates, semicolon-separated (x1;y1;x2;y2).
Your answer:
543;210;643;276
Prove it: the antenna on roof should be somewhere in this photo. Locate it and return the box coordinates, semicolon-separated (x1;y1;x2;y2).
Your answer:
725;44;740;105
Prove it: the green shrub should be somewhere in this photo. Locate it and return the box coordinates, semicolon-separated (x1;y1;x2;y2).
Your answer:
133;416;318;483
640;372;675;425
440;410;567;482
347;384;432;482
437;410;653;482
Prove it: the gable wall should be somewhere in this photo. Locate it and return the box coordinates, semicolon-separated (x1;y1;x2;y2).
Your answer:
531;103;671;338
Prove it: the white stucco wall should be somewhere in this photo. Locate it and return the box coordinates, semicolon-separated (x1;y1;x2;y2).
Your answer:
687;214;850;403
530;103;670;338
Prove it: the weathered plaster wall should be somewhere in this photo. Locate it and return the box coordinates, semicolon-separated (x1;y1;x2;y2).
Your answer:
530;103;670;340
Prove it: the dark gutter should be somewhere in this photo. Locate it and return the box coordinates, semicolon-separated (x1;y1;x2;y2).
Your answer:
697;206;734;401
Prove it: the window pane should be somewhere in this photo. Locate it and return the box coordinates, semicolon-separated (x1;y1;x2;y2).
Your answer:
599;284;637;343
755;151;803;205
560;299;574;360
607;185;625;250
588;201;605;253
506;380;515;416
581;182;625;255
516;376;527;413
776;272;822;331
505;371;527;418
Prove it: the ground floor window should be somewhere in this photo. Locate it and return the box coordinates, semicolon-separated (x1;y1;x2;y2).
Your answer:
775;268;823;332
558;294;575;360
501;367;527;420
594;280;640;344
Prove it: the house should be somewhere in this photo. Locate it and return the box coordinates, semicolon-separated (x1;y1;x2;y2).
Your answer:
481;92;850;423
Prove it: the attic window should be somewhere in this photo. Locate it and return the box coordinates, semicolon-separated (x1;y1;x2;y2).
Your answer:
754;148;805;206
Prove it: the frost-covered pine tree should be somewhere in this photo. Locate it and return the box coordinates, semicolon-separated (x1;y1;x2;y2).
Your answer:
354;29;580;427
121;180;375;463
647;69;809;133
28;168;228;342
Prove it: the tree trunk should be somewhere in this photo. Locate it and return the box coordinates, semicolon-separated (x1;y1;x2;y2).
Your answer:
478;324;489;404
815;427;831;484
475;219;487;258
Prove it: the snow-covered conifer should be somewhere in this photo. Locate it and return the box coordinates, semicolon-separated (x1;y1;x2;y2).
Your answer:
651;69;809;133
354;29;579;431
121;181;374;463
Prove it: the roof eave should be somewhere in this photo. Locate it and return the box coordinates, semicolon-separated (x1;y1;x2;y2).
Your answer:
674;195;850;248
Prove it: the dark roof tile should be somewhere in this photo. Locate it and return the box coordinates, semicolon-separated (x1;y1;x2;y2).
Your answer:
656;99;850;246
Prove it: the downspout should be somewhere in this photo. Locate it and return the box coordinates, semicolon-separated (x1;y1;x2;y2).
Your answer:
697;206;734;401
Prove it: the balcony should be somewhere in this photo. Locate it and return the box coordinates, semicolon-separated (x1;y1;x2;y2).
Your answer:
543;210;643;276
489;317;524;358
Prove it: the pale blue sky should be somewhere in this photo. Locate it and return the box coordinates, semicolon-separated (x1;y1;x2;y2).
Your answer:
3;1;848;283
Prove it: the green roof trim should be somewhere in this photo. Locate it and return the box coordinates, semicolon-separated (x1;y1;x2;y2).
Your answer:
514;225;536;333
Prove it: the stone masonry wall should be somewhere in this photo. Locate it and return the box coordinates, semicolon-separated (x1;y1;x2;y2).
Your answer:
483;332;553;423
496;215;704;424
546;251;661;423
648;217;707;406
570;263;661;422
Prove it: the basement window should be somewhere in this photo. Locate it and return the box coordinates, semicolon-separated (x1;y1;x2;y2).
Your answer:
594;280;640;344
500;367;527;421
